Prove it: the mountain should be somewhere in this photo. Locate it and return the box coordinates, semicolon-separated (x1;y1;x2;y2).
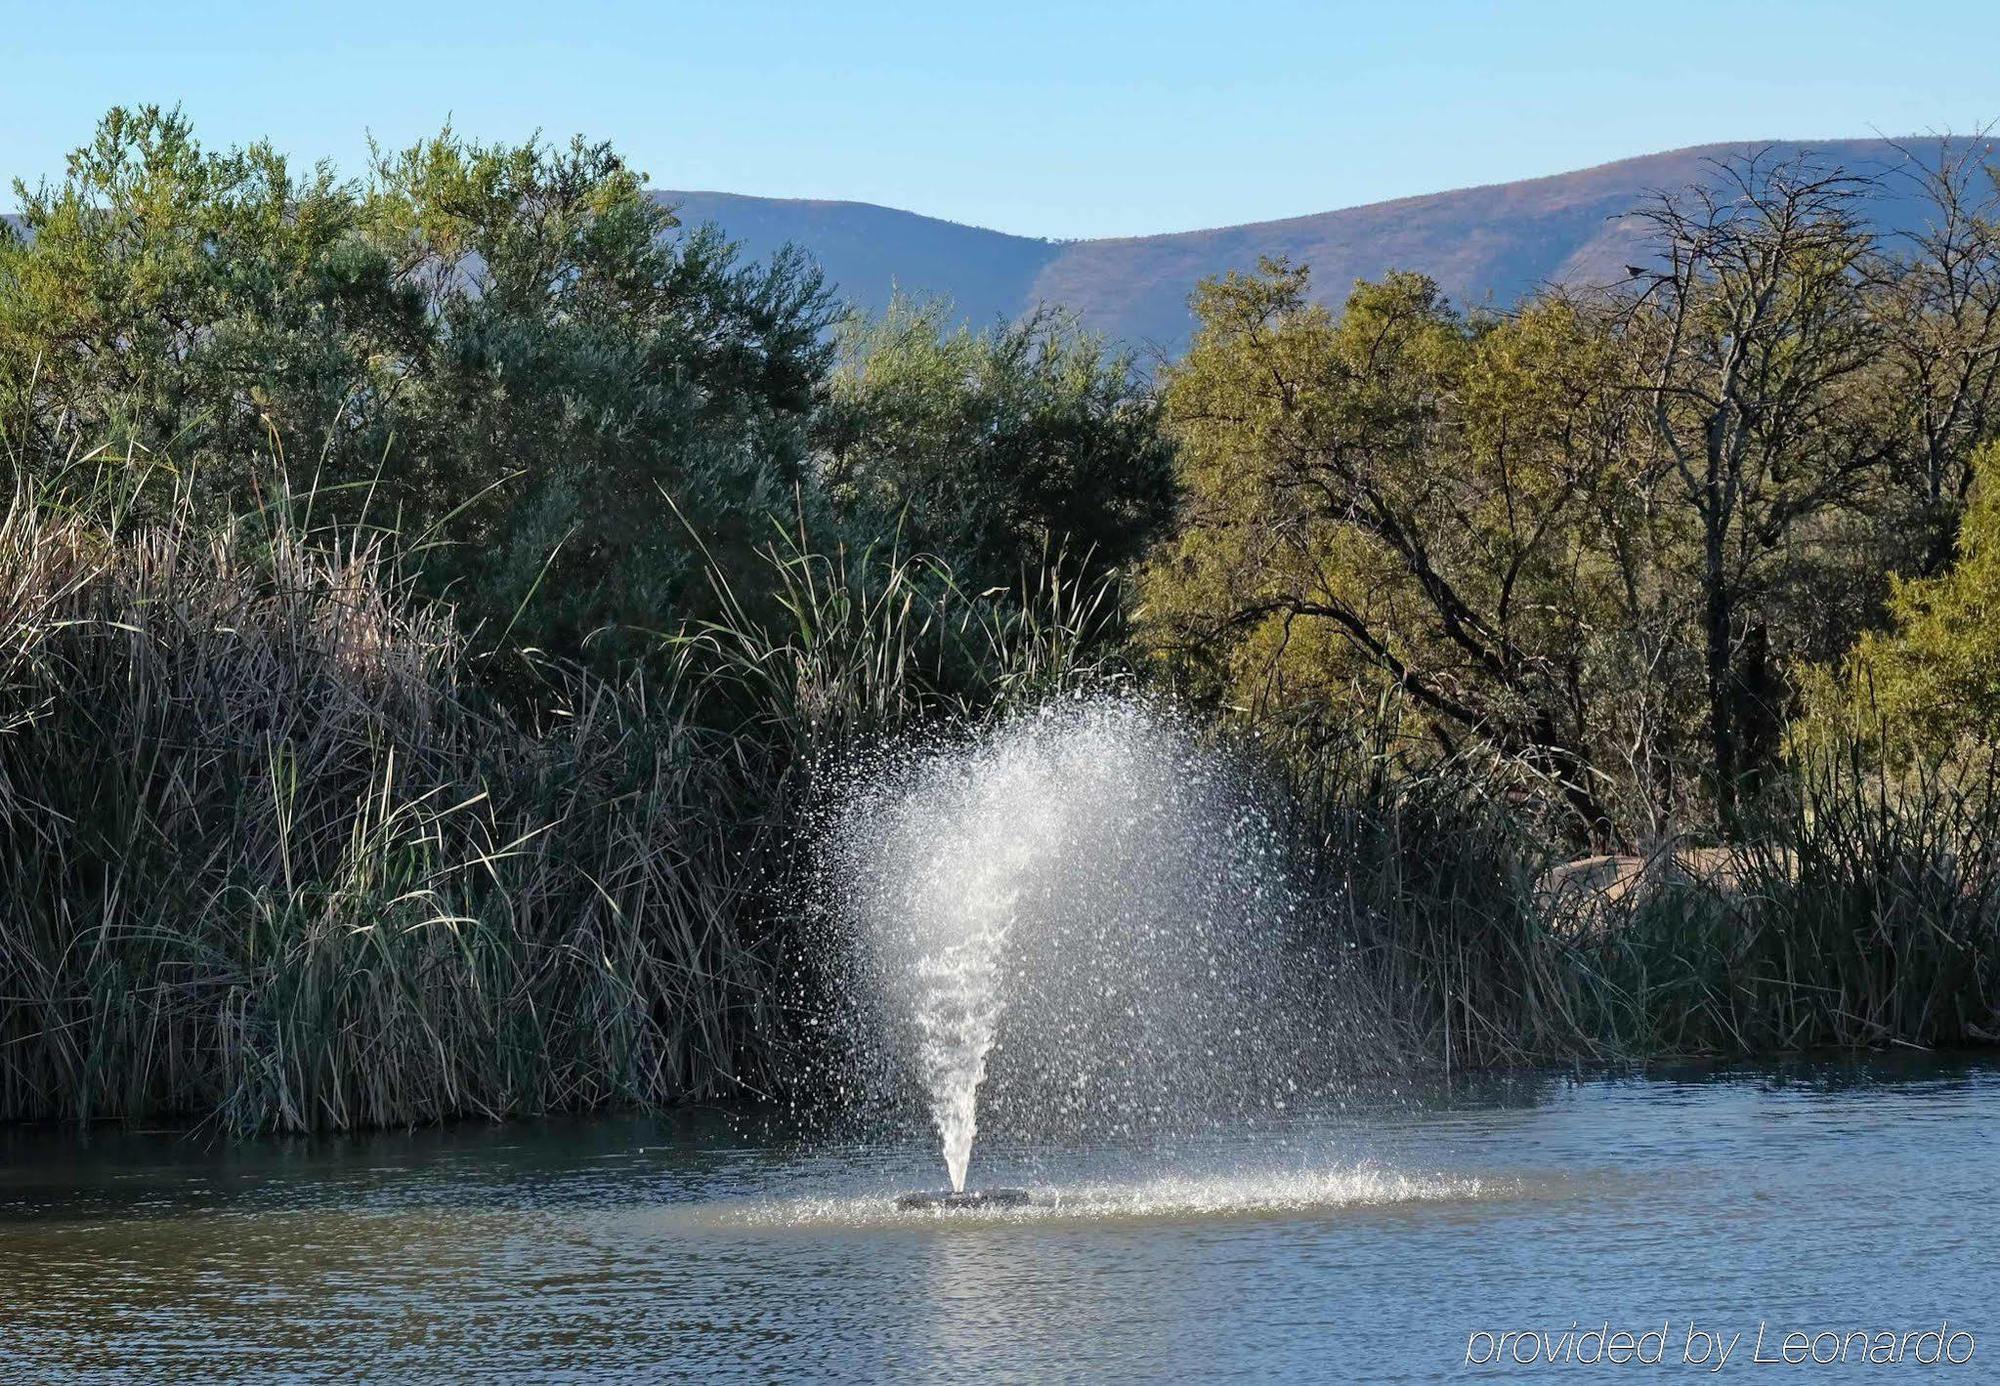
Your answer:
660;138;1950;355
653;191;1061;334
6;138;1957;358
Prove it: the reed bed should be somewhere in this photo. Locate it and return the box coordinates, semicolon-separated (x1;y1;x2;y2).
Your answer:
2;481;1995;1135
0;491;786;1131
1291;737;2000;1069
0;482;1121;1132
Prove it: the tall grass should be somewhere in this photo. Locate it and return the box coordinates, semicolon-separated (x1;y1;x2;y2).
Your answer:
0;485;787;1131
1285;728;2000;1068
0;477;1121;1132
3;472;1994;1136
690;528;1123;758
1609;749;2000;1053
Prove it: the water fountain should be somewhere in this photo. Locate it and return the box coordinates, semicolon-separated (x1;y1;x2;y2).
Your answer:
821;696;1354;1210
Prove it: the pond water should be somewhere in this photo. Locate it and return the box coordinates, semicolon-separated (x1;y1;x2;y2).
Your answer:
3;1056;1994;1381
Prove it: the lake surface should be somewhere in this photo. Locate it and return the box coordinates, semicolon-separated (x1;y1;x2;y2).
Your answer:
3;1056;1994;1381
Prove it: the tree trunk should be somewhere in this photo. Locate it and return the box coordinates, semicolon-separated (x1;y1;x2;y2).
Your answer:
1703;521;1738;836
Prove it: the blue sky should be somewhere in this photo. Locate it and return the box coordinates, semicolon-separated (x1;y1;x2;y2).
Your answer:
5;1;1995;239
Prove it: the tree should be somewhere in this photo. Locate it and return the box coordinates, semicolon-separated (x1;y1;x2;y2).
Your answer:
355;128;839;672
1624;152;1889;828
0;110;842;685
0;105;415;494
1867;137;2000;577
817;296;1177;596
1837;440;2000;756
1144;261;1639;842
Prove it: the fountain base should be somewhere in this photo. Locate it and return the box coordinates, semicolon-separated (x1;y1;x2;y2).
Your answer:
895;1188;1031;1211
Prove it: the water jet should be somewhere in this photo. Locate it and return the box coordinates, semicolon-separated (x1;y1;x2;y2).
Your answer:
824;697;1352;1199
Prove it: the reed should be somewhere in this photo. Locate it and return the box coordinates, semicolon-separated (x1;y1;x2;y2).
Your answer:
3;467;1993;1135
1282;727;2000;1067
0;482;783;1131
690;527;1123;759
0;473;1123;1131
1601;748;2000;1054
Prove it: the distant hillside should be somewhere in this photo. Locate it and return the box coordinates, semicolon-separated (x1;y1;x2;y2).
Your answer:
661;138;1952;355
655;192;1061;333
7;139;1959;359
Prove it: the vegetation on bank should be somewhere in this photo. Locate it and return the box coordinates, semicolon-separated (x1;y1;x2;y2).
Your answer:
1143;148;2000;841
0;469;1114;1129
2;109;1998;1129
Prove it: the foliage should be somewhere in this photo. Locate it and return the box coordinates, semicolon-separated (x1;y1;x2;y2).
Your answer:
1;108;841;684
1290;724;2000;1066
819;295;1177;597
1145;144;2000;841
0;470;1117;1130
0;106;414;493
0;481;770;1129
1832;441;2000;757
6;112;2000;1134
1144;262;1657;842
356;128;840;672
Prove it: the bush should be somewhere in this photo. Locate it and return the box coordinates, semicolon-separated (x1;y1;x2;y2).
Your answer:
1831;441;2000;761
818;295;1177;599
1;108;841;688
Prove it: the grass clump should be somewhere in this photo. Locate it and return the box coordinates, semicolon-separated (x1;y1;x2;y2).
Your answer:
0;483;779;1131
1285;730;2000;1068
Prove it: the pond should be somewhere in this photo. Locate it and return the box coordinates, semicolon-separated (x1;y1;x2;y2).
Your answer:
3;1056;1993;1381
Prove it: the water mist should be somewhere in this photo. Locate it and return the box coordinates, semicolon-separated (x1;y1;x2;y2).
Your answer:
823;696;1353;1197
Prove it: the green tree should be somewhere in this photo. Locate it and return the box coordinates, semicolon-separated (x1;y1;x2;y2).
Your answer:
355;128;839;672
0;105;415;492
1837;440;2000;756
1144;261;1641;841
818;296;1176;596
1;109;841;683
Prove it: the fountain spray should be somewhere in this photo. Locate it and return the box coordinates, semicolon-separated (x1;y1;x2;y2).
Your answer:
825;697;1348;1207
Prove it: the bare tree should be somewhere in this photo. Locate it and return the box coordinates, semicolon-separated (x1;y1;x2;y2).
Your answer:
1871;135;2000;574
1626;151;1887;829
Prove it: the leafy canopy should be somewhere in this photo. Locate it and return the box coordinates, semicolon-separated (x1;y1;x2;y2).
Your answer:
0;107;840;681
819;295;1176;596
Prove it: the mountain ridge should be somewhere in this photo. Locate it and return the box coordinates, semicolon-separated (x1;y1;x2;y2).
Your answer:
657;136;1953;353
6;137;1961;357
